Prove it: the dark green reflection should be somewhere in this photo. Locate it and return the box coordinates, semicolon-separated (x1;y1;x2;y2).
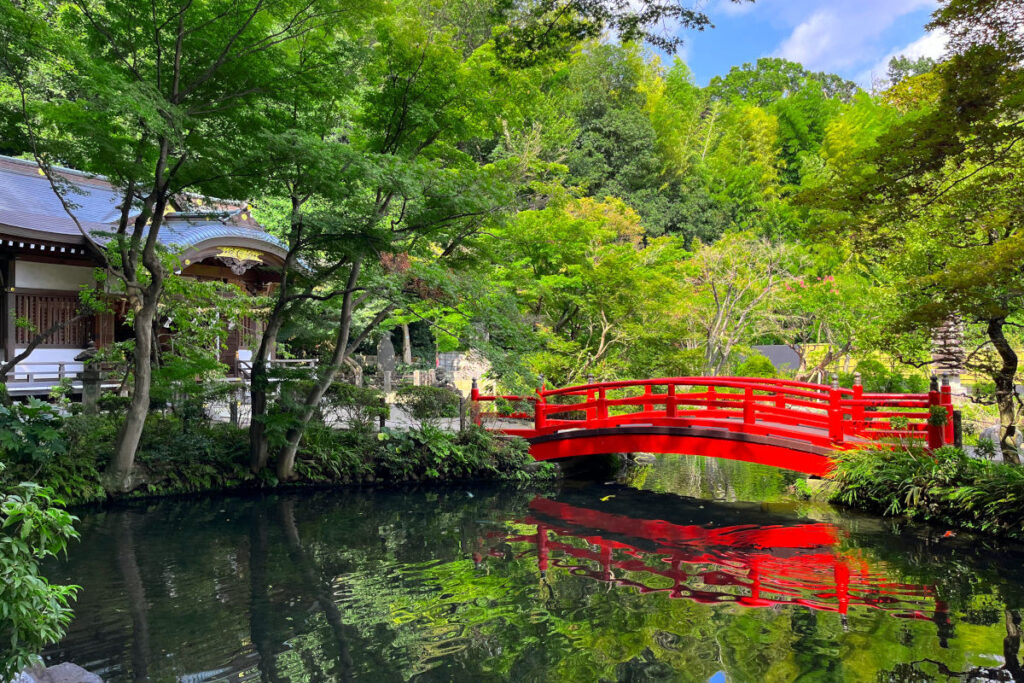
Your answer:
44;465;1024;682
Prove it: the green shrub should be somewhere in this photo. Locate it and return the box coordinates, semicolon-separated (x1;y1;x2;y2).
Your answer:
98;391;131;413
0;398;67;466
734;352;777;378
831;445;1024;538
323;382;388;431
853;359;889;391
293;424;375;482
394;385;461;427
133;416;252;495
0;474;80;680
976;437;997;460
853;359;929;393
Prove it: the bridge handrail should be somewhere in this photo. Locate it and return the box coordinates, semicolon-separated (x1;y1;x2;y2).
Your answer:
471;374;955;452
540;376;859;397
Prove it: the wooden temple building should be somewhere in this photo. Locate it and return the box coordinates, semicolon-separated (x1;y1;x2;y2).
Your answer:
0;155;287;393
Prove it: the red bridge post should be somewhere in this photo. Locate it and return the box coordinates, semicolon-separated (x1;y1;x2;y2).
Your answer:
707;385;717;411
829;374;844;444
851;372;865;430
666;383;677;418
743;386;755;424
586;374;596;420
941;375;954;445
471;378;481;427
535;375;547;431
598;386;608;420
927;376;943;449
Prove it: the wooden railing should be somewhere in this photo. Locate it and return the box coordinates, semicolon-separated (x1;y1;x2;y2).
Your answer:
4;362;82;383
472;375;956;451
4;361;119;384
236;358;317;378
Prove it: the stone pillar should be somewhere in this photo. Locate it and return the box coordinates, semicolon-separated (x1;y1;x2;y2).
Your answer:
377;334;396;380
75;341;99;415
932;316;965;394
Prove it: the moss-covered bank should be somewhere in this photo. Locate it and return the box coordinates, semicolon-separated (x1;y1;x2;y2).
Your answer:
829;445;1024;540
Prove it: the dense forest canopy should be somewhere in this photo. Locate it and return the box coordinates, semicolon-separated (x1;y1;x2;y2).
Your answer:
2;0;1024;470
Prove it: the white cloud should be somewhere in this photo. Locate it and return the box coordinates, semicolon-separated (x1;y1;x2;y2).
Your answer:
772;0;938;73
713;0;757;17
776;10;844;67
856;29;948;88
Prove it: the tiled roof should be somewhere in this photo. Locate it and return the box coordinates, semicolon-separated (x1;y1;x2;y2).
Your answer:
0;156;123;223
0;209;110;237
0;155;286;258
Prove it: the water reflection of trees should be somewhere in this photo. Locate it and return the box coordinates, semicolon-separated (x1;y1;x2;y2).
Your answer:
43;487;1024;682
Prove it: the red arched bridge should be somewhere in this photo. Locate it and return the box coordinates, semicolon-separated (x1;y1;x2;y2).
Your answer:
471;375;956;476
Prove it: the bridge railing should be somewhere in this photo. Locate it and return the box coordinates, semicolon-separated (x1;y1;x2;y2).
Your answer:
471;374;955;450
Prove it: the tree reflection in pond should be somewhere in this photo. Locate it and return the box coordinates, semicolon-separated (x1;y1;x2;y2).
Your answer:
43;468;1024;682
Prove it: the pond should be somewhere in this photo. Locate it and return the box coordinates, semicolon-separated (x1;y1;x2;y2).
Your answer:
44;457;1024;682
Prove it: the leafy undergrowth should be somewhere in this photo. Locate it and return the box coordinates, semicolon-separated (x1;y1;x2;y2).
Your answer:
830;445;1024;539
1;402;555;506
293;423;551;485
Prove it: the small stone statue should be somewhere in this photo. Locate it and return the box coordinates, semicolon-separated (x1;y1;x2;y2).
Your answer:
434;366;454;388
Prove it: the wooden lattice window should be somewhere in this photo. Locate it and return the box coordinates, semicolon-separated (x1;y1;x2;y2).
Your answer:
14;292;91;347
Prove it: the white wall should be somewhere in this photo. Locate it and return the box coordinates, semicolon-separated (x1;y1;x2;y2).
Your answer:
15;261;96;290
10;348;83;381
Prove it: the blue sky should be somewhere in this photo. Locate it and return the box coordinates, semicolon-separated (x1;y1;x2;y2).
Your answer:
668;0;948;87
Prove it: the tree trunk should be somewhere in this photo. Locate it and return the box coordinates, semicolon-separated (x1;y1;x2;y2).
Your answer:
106;296;158;492
249;200;304;474
249;312;284;473
1006;609;1022;679
401;322;412;364
105;140;171;491
277;261;362;481
987;318;1020;465
276;265;398;481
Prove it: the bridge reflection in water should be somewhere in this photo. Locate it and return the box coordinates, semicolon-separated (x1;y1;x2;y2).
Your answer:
495;494;949;625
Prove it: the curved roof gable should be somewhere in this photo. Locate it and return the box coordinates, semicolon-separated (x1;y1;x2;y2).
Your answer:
0;155;287;263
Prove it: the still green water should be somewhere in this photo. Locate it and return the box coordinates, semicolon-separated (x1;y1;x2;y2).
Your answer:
44;457;1024;682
